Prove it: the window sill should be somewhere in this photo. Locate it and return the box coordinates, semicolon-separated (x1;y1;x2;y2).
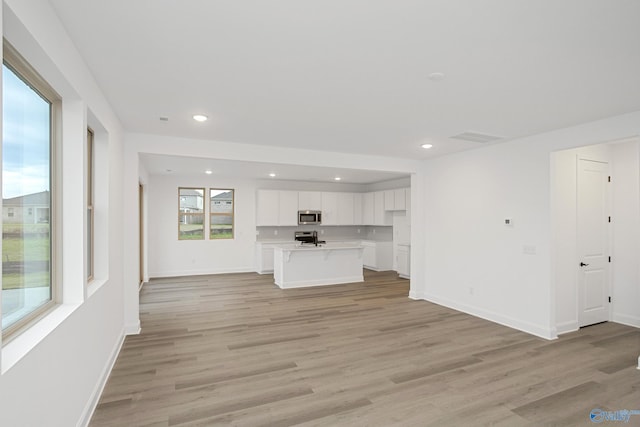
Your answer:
87;278;108;299
1;303;81;374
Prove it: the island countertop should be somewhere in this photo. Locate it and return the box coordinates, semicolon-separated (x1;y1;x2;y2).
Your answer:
274;242;364;252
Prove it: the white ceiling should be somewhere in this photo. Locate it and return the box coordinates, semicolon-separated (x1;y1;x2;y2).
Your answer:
140;153;408;184
50;1;640;162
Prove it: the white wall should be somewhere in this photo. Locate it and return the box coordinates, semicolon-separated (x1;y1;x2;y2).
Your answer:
611;140;640;327
0;2;126;427
415;111;640;339
148;174;258;277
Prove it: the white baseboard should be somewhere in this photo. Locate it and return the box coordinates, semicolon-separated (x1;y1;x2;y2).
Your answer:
556;320;579;335
149;267;255;278
612;313;640;328
77;329;126;427
276;275;364;289
124;321;141;335
413;291;557;340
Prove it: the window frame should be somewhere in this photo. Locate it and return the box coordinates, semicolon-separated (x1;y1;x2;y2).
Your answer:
209;188;235;240
178;187;205;240
2;40;61;341
86;127;94;282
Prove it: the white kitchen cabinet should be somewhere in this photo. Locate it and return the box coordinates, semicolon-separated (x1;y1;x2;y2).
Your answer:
321;192;338;225
353;193;363;225
298;191;322;211
256;190;280;226
384;188;408;211
374;191;392;226
336;192;355;225
256;190;298;226
394;188;407;210
279;191;299;226
362;192;374;225
397;244;410;279
384;190;395;211
255;242;277;274
361;240;393;271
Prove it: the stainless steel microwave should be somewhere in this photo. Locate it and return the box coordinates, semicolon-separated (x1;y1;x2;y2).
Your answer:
298;210;322;225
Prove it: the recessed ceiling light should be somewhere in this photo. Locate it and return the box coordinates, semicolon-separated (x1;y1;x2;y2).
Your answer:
427;72;445;81
421;143;434;149
166;169;172;173
334;177;341;181
205;170;213;175
269;173;276;177
193;114;208;122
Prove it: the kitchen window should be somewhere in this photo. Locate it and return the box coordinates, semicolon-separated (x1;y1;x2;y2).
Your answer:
2;40;60;337
210;188;234;239
178;187;205;240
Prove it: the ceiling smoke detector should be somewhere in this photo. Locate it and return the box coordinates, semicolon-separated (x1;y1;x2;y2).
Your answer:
449;131;502;144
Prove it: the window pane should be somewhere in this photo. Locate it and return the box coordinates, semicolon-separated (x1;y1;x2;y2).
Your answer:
179;188;204;240
2;63;52;330
210;189;234;239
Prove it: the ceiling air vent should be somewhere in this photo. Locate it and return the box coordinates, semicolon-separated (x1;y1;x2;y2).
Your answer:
449;131;502;144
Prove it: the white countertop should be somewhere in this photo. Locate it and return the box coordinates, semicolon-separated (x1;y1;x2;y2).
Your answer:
273;242;364;251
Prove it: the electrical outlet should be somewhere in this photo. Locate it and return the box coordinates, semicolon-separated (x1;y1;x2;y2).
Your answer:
357;228;361;234
320;229;325;234
274;229;278;235
469;287;474;295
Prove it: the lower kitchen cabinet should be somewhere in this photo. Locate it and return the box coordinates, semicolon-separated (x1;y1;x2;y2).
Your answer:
397;244;410;279
361;240;393;271
255;242;278;274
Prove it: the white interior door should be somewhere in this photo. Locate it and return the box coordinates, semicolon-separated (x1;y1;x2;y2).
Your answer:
577;158;610;327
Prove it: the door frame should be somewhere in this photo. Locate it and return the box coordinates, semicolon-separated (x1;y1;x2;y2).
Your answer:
139;182;145;288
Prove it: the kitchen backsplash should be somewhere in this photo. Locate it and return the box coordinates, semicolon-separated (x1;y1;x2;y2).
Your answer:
256;225;392;242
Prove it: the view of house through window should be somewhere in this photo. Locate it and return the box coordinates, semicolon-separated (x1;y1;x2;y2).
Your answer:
2;49;57;333
178;188;204;240
210;189;234;239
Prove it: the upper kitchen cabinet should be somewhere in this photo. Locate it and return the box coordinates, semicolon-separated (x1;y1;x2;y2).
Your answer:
394;188;406;210
321;192;338;225
256;189;298;226
336;192;355;225
374;191;392;225
362;192;374;225
384;188;409;211
256;190;279;226
298;191;322;211
353;193;363;225
384;190;395;211
279;191;299;225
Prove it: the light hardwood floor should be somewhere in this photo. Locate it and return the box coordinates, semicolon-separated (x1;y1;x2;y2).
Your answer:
90;271;640;426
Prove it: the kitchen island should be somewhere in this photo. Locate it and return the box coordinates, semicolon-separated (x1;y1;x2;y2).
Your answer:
273;243;364;289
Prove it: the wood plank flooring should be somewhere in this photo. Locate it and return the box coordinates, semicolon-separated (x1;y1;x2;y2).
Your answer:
89;271;640;426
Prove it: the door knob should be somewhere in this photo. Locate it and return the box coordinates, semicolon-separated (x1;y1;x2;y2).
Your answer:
580;262;589;267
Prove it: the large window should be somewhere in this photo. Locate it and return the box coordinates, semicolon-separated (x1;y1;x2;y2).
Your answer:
210;189;234;239
2;42;59;335
178;188;204;240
